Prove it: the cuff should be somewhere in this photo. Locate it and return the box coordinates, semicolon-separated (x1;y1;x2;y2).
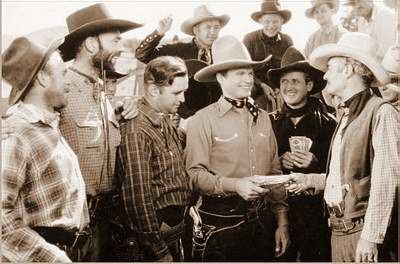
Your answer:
144;232;169;259
360;223;385;244
274;209;289;227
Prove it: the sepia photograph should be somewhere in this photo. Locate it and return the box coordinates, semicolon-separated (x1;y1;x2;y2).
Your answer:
1;0;399;262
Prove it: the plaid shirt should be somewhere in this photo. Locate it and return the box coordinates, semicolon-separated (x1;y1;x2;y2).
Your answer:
118;99;191;258
59;68;121;195
1;102;89;262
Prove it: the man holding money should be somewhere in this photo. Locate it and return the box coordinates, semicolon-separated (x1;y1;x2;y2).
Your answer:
186;35;289;261
268;46;336;261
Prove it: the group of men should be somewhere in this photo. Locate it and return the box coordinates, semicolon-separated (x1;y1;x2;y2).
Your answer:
1;0;399;263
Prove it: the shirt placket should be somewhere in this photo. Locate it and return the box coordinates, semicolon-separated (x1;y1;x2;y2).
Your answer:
246;110;257;176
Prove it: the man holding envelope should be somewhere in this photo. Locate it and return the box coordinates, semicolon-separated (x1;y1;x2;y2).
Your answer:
267;46;336;261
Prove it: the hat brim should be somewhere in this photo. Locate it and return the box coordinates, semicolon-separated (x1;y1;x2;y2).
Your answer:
309;44;390;86
305;2;339;18
181;14;230;36
59;19;143;61
195;55;272;82
267;61;326;94
251;10;291;24
9;37;65;105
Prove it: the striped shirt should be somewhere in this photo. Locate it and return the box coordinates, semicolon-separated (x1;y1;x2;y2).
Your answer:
1;102;89;262
118;98;191;258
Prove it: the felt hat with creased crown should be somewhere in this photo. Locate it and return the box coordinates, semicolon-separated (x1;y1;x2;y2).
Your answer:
251;0;291;24
181;5;230;36
309;32;390;86
267;46;326;93
194;35;271;82
2;36;64;105
305;0;339;18
58;3;143;62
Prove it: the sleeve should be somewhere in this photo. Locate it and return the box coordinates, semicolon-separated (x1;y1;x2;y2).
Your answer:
185;113;225;195
304;34;314;59
361;104;400;244
1;135;71;263
119;129;169;259
135;30;179;64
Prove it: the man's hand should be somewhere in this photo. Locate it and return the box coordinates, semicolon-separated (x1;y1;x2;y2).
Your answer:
235;176;270;201
280;152;294;170
291;150;317;169
285;173;311;195
355;238;378;263
156;252;174;262
275;225;290;257
115;96;139;121
156;16;173;35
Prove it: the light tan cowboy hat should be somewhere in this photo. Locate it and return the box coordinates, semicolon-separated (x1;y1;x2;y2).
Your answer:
181;5;230;36
194;35;272;82
59;3;143;62
251;0;291;24
268;46;326;93
2;36;64;105
309;32;390;86
305;0;339;18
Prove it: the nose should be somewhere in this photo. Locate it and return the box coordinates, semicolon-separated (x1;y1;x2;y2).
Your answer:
177;92;185;103
323;71;328;80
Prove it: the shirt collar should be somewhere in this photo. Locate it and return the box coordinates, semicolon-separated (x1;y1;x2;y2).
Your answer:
261;31;281;42
69;67;104;86
216;96;236;117
7;101;60;129
139;98;166;127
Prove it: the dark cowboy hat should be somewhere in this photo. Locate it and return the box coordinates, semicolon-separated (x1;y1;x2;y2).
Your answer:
251;0;291;24
181;5;230;36
59;3;143;62
2;36;64;105
267;46;326;94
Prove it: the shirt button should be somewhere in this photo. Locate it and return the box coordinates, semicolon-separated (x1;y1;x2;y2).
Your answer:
252;166;255;169
250;149;254;153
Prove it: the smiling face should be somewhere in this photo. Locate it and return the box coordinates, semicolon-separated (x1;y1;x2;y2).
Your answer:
280;71;313;109
258;14;283;37
312;3;334;26
217;67;254;99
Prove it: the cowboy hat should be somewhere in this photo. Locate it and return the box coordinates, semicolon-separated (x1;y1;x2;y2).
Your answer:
309;32;390;86
181;5;230;36
2;36;64;105
305;0;339;18
194;35;271;82
251;0;291;24
59;3;143;62
267;46;326;93
382;44;400;81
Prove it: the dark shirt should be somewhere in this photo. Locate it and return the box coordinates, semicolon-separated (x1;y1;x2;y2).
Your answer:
271;97;337;174
135;31;221;118
243;30;293;87
117;98;191;258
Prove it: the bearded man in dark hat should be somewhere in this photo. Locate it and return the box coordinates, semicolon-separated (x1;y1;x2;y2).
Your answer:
57;3;142;261
268;46;336;261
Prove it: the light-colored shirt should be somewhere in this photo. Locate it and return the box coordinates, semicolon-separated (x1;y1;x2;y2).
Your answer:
185;97;285;213
304;24;344;59
324;104;399;243
1;102;89;262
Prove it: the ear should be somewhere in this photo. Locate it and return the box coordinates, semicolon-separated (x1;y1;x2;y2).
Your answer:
215;72;224;84
306;80;314;92
148;84;161;97
83;36;99;55
35;70;50;88
192;25;199;36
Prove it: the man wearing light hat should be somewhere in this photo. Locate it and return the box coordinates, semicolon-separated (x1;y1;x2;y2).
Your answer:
243;0;293;113
136;5;230;118
302;32;399;262
57;3;142;261
1;37;89;262
379;45;400;110
304;0;344;58
186;35;289;261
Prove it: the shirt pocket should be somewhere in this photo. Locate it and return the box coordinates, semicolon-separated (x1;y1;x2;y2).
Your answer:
75;119;103;150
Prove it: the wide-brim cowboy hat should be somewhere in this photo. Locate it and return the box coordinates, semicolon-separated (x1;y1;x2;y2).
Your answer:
2;36;64;105
181;5;230;36
59;3;143;62
309;32;390;86
251;0;292;24
195;35;271;82
268;46;326;94
382;44;400;82
305;0;339;18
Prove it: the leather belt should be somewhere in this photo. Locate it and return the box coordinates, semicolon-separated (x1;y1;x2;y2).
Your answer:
32;226;90;248
328;216;365;233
